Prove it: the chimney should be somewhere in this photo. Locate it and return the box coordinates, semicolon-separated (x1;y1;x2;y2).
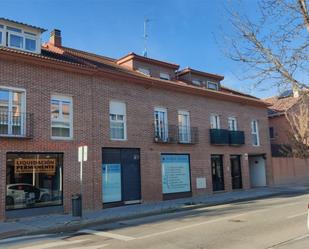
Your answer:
49;29;62;47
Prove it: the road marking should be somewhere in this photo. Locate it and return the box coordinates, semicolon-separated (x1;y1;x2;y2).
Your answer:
79;229;135;241
136;201;306;240
20;239;88;249
287;212;307;219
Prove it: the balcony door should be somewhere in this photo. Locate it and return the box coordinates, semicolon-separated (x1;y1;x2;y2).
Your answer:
154;108;168;141
178;111;191;143
0;88;25;136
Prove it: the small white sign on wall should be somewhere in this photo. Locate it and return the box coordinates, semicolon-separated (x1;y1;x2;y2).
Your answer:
196;177;206;189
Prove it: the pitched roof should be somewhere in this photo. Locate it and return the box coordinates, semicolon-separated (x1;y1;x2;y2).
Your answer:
176;67;224;81
0;44;268;108
0;17;46;32
117;52;180;69
264;95;300;116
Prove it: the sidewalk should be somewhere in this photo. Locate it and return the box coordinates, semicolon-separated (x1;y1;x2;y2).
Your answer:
1;185;308;240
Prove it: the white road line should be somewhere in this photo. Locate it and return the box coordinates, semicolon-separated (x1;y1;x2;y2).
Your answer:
287;212;307;219
20;239;88;249
79;229;135;241
136;201;306;240
73;244;110;249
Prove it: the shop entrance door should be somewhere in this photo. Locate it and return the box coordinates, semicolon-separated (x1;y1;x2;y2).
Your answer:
230;155;243;189
211;155;225;191
102;148;141;204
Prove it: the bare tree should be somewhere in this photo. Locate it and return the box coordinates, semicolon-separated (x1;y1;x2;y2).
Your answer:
221;0;309;92
221;0;309;158
285;92;309;158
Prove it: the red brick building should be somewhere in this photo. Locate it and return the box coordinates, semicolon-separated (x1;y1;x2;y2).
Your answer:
0;18;272;220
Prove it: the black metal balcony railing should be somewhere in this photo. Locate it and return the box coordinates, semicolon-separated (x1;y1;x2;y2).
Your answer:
177;126;198;144
229;130;245;146
0;112;33;138
153;124;177;143
209;129;229;145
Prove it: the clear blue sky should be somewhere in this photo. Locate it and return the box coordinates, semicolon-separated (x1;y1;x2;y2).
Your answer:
1;0;276;98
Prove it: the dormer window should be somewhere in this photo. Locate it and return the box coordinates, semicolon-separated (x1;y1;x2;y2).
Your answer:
192;79;201;86
160;72;170;80
137;67;150;76
0;19;44;54
207;81;219;91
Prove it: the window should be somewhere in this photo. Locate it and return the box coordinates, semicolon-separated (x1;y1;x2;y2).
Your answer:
109;101;127;140
251;120;260;146
154;107;168;142
161;154;191;194
210;114;220;129
192;79;201;85
228;117;237;131
25;37;36;51
178;111;191;143
2;24;39;53
6;153;63;210
160;72;170;80
207;81;219;90
0;25;4;46
0;87;26;136
137;67;150;76
9;34;23;49
269;127;274;139
51;95;73;139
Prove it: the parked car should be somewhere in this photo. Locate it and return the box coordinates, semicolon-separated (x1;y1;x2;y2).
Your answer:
6;183;51;207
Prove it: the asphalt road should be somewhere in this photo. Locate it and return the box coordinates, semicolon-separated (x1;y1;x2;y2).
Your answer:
1;191;309;249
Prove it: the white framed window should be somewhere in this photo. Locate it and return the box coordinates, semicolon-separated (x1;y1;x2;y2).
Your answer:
154;107;168;142
51;95;73;139
207;81;219;90
1;24;39;53
192;79;201;85
178;110;191;143
210;114;220;129
0;24;4;46
137;67;150;76
109;100;127;140
0;86;26;136
160;72;170;80
228;117;237;131
251;120;260;146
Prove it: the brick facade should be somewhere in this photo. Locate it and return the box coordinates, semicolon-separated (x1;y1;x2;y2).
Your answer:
0;55;273;221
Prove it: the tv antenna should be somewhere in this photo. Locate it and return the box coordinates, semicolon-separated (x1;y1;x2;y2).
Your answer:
143;18;150;57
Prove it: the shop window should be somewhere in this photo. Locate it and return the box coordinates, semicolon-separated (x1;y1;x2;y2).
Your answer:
6;153;63;210
51;95;73;139
161;154;191;194
109;101;127;140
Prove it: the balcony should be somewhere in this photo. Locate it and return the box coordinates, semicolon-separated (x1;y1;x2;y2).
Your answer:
154;124;177;143
209;129;229;145
0;112;33;138
177;126;198;144
229;130;245;146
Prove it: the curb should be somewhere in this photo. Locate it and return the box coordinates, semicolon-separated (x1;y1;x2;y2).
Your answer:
1;188;308;240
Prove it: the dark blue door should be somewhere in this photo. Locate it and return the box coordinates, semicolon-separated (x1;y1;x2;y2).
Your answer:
121;149;141;202
102;148;141;203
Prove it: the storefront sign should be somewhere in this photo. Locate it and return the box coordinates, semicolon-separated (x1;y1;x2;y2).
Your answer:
161;154;191;194
14;158;56;174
